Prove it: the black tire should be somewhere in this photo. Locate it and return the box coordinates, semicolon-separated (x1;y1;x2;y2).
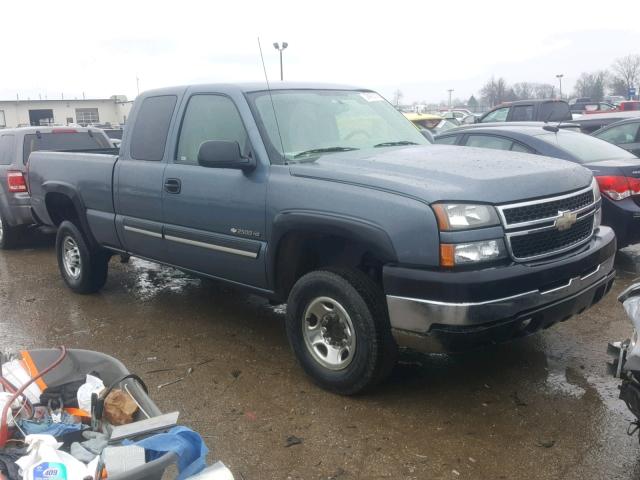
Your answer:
0;212;20;249
55;221;110;294
286;268;398;395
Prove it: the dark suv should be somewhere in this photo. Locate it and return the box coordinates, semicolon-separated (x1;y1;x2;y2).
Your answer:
0;127;112;248
478;100;572;123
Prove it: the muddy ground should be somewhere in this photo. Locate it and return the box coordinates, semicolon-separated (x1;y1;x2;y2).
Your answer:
2;234;640;479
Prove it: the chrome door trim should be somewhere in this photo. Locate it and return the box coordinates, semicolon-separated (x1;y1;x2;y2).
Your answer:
124;225;163;239
164;234;258;258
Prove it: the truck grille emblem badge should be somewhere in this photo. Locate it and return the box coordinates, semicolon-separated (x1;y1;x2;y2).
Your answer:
555;210;577;231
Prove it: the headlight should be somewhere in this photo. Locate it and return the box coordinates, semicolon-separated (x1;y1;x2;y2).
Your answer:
432;203;500;231
440;239;507;267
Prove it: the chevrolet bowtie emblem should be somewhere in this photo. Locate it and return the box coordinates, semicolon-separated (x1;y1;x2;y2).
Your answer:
555;210;577;231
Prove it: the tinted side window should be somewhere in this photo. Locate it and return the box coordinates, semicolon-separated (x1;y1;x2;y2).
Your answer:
539;102;571;121
511;142;534;153
481;107;509;123
511;105;534;121
130;95;177;161
22;132;111;164
596;123;640;145
176;95;249;165
434;135;458;145
465;135;512;150
0;135;16;165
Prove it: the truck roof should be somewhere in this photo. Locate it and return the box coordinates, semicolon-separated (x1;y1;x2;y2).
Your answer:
139;82;367;98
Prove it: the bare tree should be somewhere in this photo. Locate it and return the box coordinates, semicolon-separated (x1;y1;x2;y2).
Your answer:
533;83;556;99
612;54;640;96
480;77;510;107
513;82;534;100
609;77;628;97
573;71;608;101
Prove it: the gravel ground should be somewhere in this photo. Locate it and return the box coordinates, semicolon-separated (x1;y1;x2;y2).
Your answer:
2;235;640;479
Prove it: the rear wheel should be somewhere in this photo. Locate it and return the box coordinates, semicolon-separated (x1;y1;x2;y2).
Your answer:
56;221;110;294
286;268;397;395
0;212;20;249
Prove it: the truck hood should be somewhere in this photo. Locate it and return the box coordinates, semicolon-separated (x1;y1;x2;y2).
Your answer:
288;145;593;204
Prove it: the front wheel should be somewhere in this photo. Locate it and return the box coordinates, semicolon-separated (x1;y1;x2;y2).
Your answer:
286;268;397;395
56;221;110;294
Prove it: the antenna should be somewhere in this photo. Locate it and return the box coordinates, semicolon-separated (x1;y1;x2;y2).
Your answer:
257;37;286;162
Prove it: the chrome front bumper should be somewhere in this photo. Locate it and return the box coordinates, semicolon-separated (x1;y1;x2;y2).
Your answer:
387;254;615;336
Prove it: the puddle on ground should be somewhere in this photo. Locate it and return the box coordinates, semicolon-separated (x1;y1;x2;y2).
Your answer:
126;258;201;300
546;369;587;398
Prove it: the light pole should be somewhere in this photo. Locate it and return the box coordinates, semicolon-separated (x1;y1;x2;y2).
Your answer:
273;42;288;81
556;74;563;99
447;89;454;109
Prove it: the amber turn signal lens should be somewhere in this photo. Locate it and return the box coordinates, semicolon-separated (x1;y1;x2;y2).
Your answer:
440;244;455;267
432;204;450;231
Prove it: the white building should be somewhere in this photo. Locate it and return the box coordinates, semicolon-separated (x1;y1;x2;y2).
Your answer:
0;95;133;128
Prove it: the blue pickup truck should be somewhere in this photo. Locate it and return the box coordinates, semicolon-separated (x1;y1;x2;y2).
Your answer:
27;83;616;394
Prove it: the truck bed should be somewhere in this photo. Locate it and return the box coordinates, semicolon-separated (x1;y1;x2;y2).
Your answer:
28;151;119;233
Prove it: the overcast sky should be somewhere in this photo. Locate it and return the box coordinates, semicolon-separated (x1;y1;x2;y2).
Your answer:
2;0;639;104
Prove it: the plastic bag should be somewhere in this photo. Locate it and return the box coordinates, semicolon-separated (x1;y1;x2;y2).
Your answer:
1;360;42;404
15;435;98;480
76;375;104;413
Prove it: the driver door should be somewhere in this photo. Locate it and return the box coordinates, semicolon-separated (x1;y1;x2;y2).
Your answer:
161;93;268;288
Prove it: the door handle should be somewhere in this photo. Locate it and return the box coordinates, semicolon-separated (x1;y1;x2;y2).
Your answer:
164;178;181;194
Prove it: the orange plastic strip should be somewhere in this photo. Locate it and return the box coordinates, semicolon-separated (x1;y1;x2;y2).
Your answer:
20;350;48;392
65;407;91;418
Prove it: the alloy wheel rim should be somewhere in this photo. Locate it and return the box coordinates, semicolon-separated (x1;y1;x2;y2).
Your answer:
62;236;82;280
0;217;4;243
302;296;356;371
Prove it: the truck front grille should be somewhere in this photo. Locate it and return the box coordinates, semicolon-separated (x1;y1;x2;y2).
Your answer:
502;190;594;226
497;184;599;261
509;216;594;260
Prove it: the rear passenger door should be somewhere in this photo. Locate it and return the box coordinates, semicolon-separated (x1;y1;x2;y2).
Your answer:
161;93;268;288
511;105;534;121
114;95;178;259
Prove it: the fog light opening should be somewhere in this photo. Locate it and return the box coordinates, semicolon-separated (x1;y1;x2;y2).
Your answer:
519;318;533;331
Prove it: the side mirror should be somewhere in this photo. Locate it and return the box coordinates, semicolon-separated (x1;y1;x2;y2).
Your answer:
463;115;477;125
419;129;434;143
197;141;255;171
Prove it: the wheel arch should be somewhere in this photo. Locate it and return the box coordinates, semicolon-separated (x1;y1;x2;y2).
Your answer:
42;182;97;247
268;210;397;301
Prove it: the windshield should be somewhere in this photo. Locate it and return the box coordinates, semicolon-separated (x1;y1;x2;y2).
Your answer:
23;131;111;163
536;131;637;163
249;89;428;162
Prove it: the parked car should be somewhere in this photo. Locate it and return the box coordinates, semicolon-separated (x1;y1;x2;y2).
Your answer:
593;117;640;157
570;100;616;115
0;127;113;248
403;112;458;136
619;101;640;112
28;83;615;394
435;123;640;246
568;110;640;134
475;99;572;124
604;95;627;106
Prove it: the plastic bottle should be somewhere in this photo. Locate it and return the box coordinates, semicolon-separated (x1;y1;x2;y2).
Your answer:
15;435;94;480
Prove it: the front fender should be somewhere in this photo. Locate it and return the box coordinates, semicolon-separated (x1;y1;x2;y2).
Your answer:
267;210;397;290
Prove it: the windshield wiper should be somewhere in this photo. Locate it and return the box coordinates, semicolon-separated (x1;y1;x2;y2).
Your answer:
293;146;359;159
374;141;419;147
